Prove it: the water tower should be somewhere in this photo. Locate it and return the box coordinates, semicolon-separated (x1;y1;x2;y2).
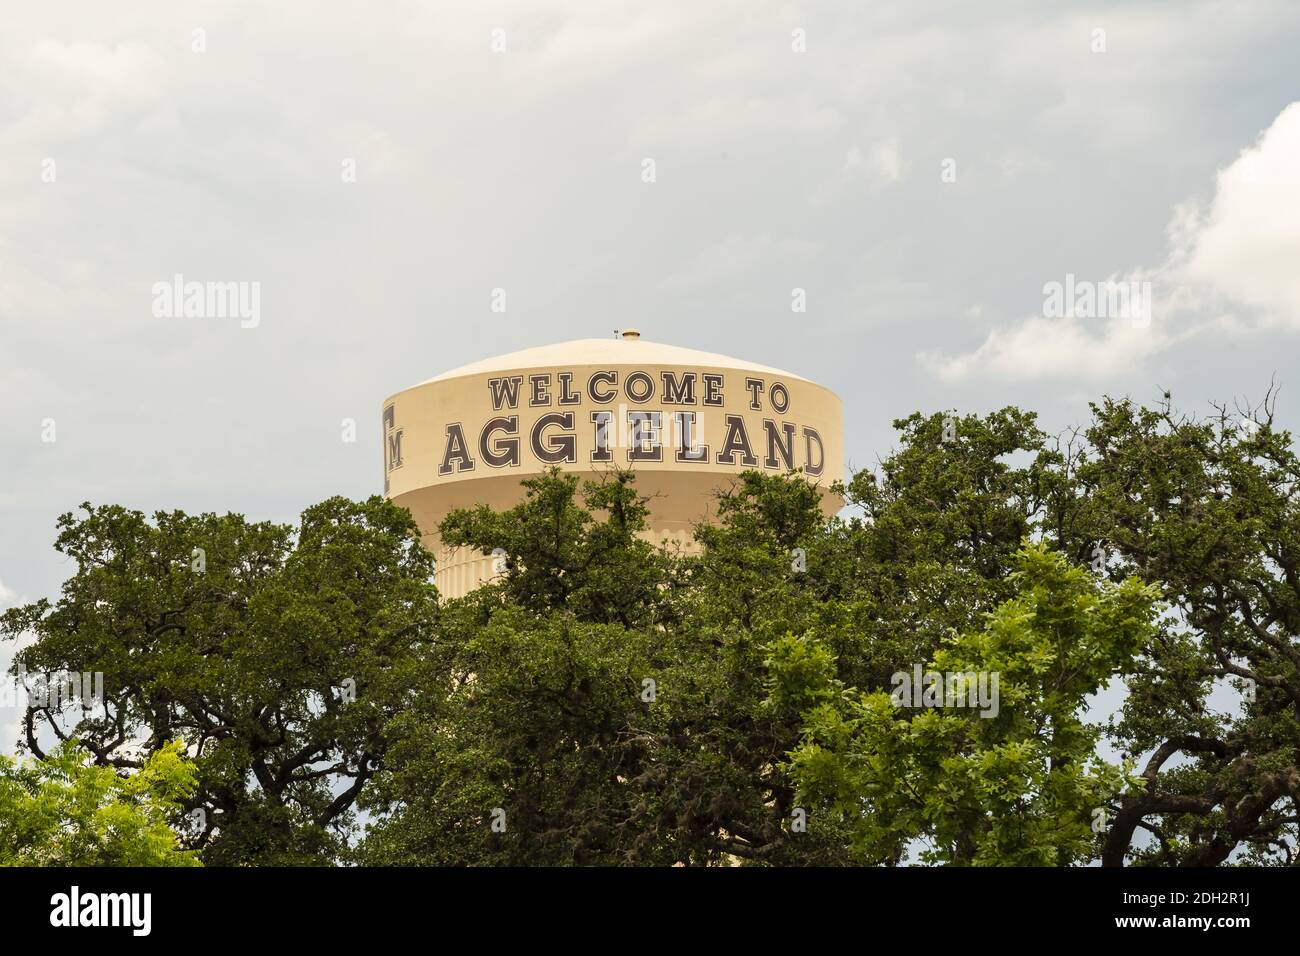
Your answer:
382;331;843;598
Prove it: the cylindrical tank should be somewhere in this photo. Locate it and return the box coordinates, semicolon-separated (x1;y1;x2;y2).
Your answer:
382;331;843;599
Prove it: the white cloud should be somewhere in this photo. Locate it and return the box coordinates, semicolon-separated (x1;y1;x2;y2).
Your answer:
922;312;1169;383
923;100;1300;382
1181;102;1300;322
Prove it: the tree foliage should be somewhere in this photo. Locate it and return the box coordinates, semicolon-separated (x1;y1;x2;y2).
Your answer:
6;396;1299;867
776;543;1159;865
0;740;200;867
1;496;437;865
1053;396;1300;865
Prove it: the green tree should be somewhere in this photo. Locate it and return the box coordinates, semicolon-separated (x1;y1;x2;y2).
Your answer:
361;470;687;864
826;408;1062;691
360;468;854;864
438;469;674;628
1050;396;1300;865
11;398;1293;868
1;496;438;865
360;409;1081;866
775;543;1159;865
0;740;199;866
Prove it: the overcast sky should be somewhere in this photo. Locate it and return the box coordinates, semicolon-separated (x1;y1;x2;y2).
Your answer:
4;1;1300;688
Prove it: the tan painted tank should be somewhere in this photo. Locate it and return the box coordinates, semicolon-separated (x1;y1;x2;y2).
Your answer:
382;331;843;598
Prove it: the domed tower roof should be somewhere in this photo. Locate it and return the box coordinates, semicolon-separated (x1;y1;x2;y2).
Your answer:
414;331;810;387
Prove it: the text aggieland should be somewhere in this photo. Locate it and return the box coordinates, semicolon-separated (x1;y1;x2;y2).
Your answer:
385;369;827;479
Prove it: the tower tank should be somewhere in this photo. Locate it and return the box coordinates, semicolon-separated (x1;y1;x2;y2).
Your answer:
382;331;844;599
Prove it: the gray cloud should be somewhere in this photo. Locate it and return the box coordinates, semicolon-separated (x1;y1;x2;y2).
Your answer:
4;0;1300;680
